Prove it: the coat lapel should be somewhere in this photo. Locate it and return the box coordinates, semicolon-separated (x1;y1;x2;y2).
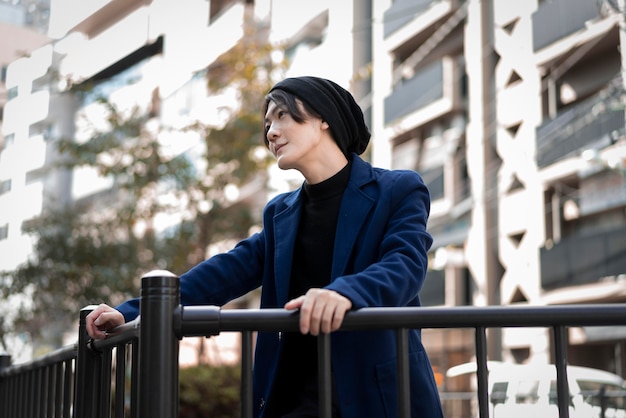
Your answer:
272;156;375;301
273;188;302;305
331;156;375;278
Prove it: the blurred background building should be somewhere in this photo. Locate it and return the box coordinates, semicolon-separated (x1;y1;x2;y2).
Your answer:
1;0;626;403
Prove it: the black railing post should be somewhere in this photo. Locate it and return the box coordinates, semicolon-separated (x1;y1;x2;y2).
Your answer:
138;270;180;418
0;354;11;417
75;305;102;418
396;328;410;418
241;331;253;418
317;333;332;418
553;325;570;418
475;326;489;418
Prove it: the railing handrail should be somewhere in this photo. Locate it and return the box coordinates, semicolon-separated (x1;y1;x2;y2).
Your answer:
4;270;626;418
6;302;626;371
173;303;626;337
0;343;76;377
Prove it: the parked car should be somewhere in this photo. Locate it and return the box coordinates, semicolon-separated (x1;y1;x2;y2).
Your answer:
446;361;626;417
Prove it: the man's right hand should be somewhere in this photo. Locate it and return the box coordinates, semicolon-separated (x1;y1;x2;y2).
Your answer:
86;303;125;340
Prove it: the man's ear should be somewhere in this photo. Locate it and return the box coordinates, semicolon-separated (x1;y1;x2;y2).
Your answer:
321;120;330;130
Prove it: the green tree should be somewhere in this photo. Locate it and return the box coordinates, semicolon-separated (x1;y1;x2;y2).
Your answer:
0;18;286;356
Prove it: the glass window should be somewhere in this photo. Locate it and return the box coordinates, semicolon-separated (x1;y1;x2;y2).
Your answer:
491;382;508;405
577;380;626;411
516;379;540;404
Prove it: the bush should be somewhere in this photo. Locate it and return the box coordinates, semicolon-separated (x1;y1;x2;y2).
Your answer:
179;364;241;418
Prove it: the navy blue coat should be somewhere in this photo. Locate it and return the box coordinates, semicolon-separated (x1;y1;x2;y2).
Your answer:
117;154;443;418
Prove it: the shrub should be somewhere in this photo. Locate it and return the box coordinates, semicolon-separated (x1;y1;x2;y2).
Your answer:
179;364;241;418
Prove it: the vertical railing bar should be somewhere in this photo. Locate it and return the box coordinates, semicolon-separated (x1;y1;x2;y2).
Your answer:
22;370;28;418
9;374;14;418
0;371;4;418
130;338;139;418
39;366;47;418
63;359;73;418
17;372;23;418
475;326;489;418
33;368;39;418
9;375;13;418
40;367;47;418
54;362;63;418
554;325;570;418
0;356;5;417
41;367;48;418
115;345;127;418
29;368;34;418
27;369;35;418
46;364;55;418
317;333;332;418
19;372;25;418
1;374;6;418
8;374;13;418
14;373;20;418
15;374;19;418
240;331;253;418
75;306;99;418
4;375;10;418
11;374;16;418
396;328;411;418
100;348;113;418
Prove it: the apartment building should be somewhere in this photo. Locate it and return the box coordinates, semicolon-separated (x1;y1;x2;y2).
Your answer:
0;0;371;361
374;0;626;389
2;0;626;393
0;17;50;272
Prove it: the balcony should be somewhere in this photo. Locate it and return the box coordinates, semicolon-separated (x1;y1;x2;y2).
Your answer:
385;58;461;126
536;79;624;168
422;269;445;306
532;0;601;52
383;0;432;38
541;227;626;289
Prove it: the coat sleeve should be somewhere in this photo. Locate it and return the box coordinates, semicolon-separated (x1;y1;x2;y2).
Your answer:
326;170;433;309
116;230;266;322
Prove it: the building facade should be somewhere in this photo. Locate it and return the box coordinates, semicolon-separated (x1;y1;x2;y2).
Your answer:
373;0;626;394
1;0;626;400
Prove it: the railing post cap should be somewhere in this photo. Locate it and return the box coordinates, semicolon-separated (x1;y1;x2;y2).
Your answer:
142;270;178;279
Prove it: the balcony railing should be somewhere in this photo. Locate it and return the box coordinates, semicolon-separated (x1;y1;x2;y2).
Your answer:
3;270;626;418
541;226;626;289
383;0;433;38
385;59;444;124
536;78;624;168
532;0;601;52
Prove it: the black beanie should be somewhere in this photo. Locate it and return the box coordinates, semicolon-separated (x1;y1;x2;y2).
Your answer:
269;76;371;156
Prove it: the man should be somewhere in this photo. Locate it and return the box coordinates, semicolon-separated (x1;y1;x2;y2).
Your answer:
87;76;443;418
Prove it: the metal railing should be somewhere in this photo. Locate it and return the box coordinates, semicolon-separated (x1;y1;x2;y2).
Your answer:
3;269;626;418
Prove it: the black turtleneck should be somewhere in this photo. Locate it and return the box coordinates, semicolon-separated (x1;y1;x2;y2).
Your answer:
289;160;352;299
268;160;352;417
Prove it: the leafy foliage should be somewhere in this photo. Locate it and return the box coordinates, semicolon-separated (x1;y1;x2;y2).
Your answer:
179;364;241;418
0;20;286;355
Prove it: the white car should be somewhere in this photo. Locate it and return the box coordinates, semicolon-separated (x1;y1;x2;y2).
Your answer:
447;361;626;418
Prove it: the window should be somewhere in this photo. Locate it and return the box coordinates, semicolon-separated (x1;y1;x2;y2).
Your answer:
491;382;508;405
515;379;540;404
577;381;626;411
0;179;11;195
7;86;17;100
0;224;8;240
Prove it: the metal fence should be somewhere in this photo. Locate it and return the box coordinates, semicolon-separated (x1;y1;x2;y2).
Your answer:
2;270;626;418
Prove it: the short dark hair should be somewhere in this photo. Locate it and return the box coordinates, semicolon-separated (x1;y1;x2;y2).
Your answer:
262;89;321;148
